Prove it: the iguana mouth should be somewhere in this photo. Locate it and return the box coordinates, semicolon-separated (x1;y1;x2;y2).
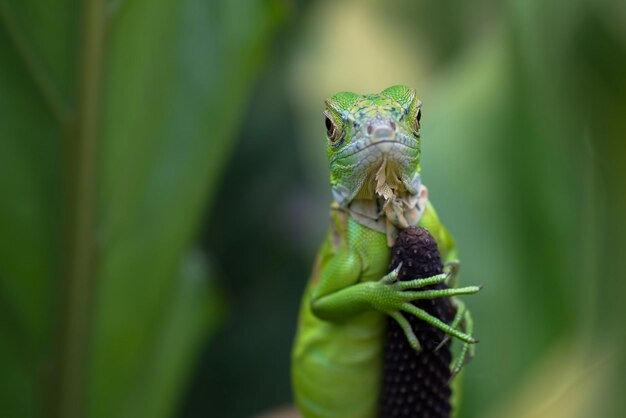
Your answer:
356;139;406;153
331;137;418;163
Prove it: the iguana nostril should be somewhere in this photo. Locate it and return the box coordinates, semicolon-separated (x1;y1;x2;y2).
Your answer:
368;121;395;138
373;125;394;139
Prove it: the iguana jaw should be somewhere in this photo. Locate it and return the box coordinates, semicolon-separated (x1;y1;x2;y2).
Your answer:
330;139;419;206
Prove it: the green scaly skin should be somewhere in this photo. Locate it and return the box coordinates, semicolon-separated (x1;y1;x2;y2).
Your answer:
292;86;479;418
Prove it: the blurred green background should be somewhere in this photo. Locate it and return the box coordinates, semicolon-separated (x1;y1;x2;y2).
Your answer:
1;0;625;417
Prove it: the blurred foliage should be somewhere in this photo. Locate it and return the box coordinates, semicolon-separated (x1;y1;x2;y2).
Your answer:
188;0;626;417
0;0;284;417
1;0;625;417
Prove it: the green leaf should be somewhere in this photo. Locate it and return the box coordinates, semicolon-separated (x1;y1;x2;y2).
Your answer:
115;250;225;418
0;0;283;416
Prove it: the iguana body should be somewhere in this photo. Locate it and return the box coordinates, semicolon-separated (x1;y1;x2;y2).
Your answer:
292;86;479;418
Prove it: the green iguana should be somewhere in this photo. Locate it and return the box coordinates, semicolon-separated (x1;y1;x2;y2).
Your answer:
292;85;480;418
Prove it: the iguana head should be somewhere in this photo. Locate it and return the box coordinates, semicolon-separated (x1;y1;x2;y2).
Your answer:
324;85;423;206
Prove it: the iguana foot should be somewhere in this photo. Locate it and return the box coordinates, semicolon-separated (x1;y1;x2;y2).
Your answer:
369;268;480;350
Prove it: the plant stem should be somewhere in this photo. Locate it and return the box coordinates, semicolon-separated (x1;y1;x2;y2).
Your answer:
57;0;105;416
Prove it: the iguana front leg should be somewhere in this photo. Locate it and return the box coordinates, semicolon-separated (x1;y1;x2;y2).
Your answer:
309;249;480;350
442;298;476;377
425;260;477;376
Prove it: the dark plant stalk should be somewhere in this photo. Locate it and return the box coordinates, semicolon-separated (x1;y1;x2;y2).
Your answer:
56;0;105;416
380;226;454;418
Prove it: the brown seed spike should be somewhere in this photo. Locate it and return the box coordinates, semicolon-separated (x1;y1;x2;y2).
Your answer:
380;226;454;418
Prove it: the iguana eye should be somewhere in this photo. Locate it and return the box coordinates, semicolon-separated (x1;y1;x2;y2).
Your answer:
325;116;340;143
410;107;422;134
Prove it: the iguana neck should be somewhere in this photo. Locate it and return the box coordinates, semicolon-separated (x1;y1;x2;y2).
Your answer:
344;184;429;247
